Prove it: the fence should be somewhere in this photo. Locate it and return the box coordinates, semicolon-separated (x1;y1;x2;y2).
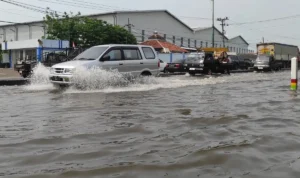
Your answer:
132;28;255;54
158;53;187;63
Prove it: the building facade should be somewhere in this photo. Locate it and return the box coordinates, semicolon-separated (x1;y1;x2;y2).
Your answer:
0;10;254;54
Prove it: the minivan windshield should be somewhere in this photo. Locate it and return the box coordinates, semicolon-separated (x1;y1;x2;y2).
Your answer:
74;46;109;60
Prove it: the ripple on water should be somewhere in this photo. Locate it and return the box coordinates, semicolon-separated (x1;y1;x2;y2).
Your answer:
1;70;300;178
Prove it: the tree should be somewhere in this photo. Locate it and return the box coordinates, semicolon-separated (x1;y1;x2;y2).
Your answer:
43;11;137;48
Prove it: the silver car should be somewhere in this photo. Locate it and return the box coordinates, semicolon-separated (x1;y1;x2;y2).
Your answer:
49;44;160;86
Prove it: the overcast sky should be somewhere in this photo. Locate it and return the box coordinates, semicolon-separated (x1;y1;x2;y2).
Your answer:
1;0;300;50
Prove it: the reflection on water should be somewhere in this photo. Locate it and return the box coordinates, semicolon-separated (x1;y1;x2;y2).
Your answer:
1;70;300;178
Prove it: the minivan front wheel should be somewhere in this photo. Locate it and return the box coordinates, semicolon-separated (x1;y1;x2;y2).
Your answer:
140;71;152;77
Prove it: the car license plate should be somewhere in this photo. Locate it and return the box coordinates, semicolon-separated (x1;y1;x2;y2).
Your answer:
258;67;263;69
189;68;195;70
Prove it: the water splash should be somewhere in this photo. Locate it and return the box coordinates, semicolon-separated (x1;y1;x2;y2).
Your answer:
23;63;54;91
22;62;289;93
70;66;134;90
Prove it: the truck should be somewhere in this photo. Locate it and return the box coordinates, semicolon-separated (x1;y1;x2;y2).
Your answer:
254;43;299;71
185;47;232;75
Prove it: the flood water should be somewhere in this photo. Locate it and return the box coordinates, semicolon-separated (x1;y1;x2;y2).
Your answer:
1;67;300;178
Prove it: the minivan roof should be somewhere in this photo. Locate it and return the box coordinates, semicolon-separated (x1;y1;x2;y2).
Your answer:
93;44;153;48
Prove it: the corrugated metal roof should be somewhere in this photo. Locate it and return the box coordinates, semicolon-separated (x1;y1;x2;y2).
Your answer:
193;26;229;40
0;9;194;32
229;35;249;45
192;27;211;31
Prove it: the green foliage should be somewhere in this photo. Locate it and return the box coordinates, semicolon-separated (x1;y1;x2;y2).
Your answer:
43;11;137;47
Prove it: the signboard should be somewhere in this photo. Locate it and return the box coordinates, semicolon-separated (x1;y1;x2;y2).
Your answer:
258;45;274;55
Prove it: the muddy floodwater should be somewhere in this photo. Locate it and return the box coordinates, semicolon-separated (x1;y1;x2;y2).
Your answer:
1;68;300;178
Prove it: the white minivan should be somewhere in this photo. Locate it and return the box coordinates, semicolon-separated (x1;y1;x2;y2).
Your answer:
49;44;160;86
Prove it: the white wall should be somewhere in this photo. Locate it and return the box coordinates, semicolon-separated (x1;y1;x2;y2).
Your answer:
194;28;226;48
0;11;250;52
116;11;193;45
228;37;249;53
0;22;45;42
1;39;39;50
18;25;30;41
94;14;115;24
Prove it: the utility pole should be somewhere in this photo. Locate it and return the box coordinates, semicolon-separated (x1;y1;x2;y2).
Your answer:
217;17;229;48
124;18;134;33
211;0;215;47
124;18;134;44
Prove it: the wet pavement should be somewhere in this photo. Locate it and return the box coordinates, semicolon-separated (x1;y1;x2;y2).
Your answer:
1;69;300;178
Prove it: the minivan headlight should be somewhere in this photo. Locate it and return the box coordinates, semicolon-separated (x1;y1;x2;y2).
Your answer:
65;68;75;73
50;68;55;74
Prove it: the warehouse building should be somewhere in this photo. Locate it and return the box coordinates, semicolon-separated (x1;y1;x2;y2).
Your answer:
0;10;254;63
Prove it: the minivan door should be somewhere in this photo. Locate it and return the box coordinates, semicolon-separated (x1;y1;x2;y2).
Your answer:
99;47;125;73
121;47;144;76
140;46;158;71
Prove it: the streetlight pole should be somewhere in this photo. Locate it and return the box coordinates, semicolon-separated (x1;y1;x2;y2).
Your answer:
212;0;215;48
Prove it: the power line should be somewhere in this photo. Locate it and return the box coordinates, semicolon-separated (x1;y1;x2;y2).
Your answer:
37;0;129;12
229;19;300;41
179;16;212;20
0;7;39;19
67;0;133;11
0;0;60;14
229;14;300;26
0;0;48;13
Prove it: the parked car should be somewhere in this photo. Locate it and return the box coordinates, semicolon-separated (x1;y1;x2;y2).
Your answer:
159;59;167;73
185;51;231;75
253;54;282;72
165;59;186;73
184;52;205;75
244;58;254;68
49;44;160;87
228;52;247;70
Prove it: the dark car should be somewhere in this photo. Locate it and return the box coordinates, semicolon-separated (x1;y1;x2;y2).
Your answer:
185;52;231;75
184;52;205;75
165;59;186;73
228;54;240;70
244;58;254;68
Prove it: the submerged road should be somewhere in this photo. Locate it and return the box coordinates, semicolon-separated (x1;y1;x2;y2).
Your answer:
1;70;300;178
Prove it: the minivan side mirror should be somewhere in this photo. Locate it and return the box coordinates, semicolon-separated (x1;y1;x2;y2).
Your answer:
100;55;110;62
